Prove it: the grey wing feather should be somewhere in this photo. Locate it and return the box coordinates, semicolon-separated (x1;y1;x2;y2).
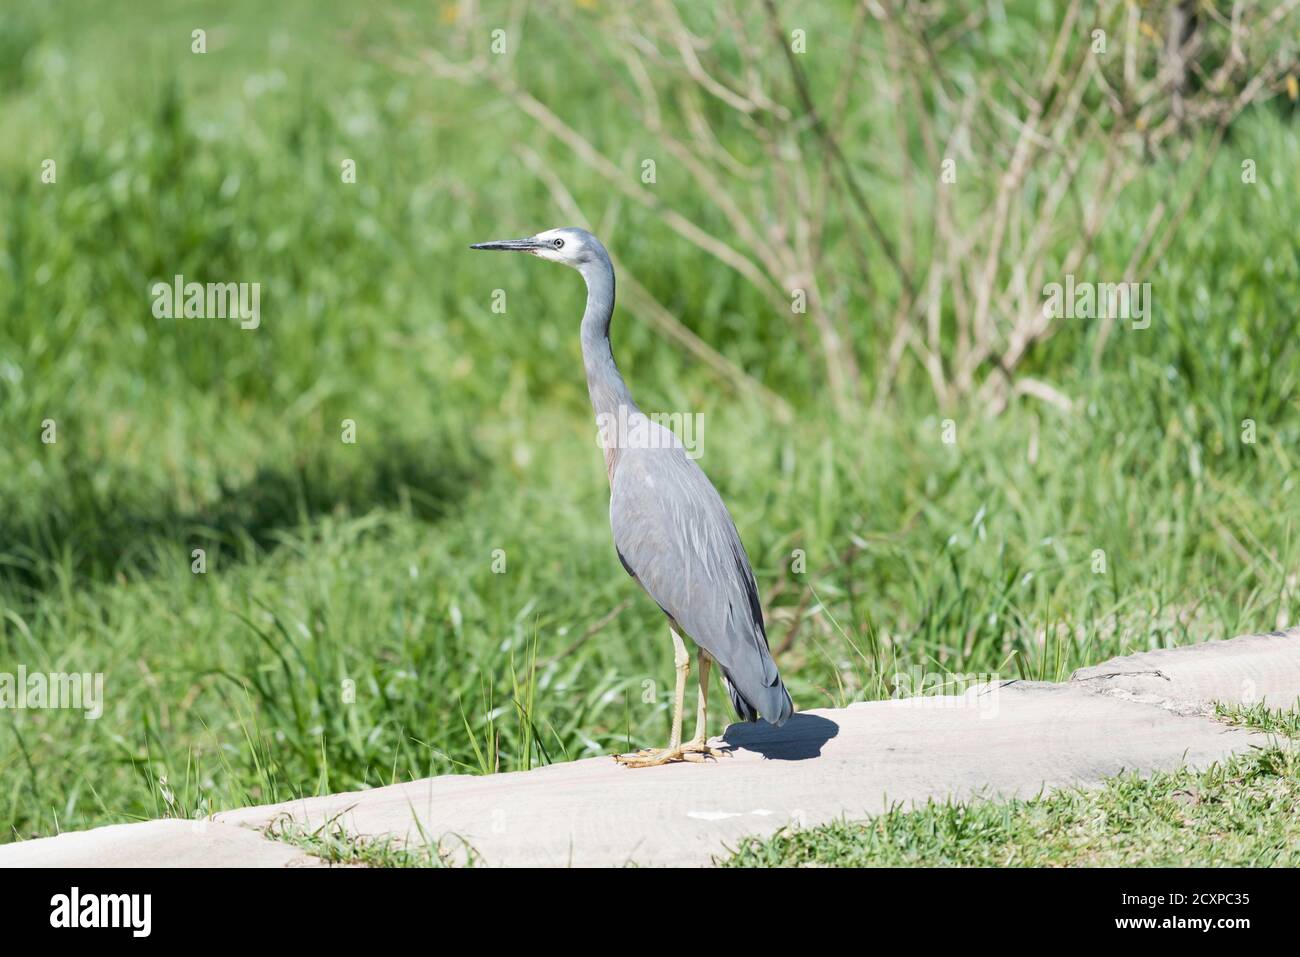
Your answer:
610;446;792;725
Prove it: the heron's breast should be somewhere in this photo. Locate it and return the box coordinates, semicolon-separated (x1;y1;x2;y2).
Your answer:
602;444;621;484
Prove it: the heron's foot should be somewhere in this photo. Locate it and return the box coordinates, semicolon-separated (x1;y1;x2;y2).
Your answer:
613;738;729;768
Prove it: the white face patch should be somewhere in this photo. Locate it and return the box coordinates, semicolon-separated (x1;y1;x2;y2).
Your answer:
531;229;582;265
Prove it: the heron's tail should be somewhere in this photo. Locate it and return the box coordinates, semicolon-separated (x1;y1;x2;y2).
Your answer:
723;670;793;727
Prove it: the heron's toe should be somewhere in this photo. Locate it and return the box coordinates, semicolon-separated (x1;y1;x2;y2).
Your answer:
613;740;729;767
680;740;730;762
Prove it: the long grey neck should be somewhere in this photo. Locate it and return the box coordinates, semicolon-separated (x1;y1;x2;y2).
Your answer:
578;255;637;421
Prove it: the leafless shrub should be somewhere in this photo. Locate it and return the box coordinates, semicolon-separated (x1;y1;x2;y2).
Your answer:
399;0;1298;419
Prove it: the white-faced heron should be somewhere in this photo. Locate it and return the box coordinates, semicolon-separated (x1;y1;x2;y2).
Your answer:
471;227;793;766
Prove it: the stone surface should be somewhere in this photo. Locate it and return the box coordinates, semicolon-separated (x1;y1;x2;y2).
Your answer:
213;683;1266;866
3;627;1297;867
0;820;318;868
1070;627;1300;711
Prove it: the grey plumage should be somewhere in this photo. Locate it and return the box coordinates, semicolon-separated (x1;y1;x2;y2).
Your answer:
611;449;792;724
471;227;792;728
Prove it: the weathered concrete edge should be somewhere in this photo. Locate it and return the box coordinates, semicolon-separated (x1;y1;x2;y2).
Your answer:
0;820;322;869
1070;626;1300;713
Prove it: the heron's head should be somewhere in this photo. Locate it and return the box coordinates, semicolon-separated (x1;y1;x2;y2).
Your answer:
470;227;607;271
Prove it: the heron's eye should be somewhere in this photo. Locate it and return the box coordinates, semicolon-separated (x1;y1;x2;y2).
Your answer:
553;238;565;249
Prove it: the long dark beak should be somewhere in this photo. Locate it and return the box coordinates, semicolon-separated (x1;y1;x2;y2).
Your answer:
470;238;541;252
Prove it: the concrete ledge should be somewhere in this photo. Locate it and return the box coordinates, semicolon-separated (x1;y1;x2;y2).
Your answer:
3;627;1298;867
0;820;319;869
1070;628;1300;711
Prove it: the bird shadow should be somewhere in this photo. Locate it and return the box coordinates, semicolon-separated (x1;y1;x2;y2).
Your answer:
720;712;839;761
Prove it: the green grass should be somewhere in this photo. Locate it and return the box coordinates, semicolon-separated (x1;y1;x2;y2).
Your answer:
1;0;1298;845
265;813;475;868
722;704;1300;867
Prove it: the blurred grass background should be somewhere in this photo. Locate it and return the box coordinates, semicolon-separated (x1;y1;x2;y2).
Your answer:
0;0;1297;840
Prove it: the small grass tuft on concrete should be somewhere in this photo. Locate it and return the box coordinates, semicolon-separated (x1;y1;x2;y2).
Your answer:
265;814;477;868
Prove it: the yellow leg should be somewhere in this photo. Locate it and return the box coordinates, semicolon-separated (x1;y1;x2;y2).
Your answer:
668;628;689;749
615;637;729;768
690;649;711;744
